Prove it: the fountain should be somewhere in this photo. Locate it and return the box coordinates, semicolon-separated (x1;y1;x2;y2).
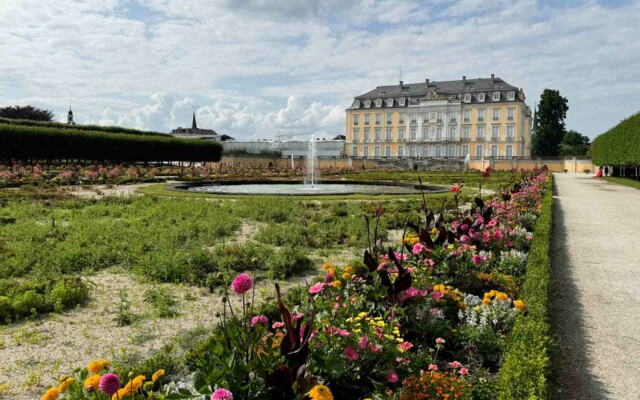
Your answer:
464;154;471;171
304;134;319;189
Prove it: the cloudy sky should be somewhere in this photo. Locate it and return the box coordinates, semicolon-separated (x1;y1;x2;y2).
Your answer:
1;0;638;140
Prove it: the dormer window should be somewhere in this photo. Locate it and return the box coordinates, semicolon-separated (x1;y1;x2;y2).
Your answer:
508;91;515;101
492;92;500;101
386;98;394;107
375;99;382;107
399;97;406;106
364;100;371;108
353;100;361;108
464;93;471;103
478;93;485;102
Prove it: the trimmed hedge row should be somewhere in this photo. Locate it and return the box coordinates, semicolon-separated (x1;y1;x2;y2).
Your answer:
0;123;222;162
498;174;554;399
591;112;640;165
0;117;170;137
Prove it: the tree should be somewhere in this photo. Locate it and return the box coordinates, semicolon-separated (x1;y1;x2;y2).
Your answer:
0;105;54;122
559;130;591;156
531;89;568;156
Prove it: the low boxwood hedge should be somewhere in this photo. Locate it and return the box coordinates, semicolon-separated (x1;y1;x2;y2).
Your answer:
498;174;554;399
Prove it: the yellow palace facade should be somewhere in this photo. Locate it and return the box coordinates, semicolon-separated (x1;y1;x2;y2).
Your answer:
345;75;532;160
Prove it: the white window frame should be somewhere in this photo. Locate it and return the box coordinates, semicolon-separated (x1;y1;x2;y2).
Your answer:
478;93;485;102
476;145;483;158
448;145;455;157
399;97;406;106
462;145;469;157
492;125;500;138
399;113;405;124
374;146;380;157
398;127;405;140
449;126;455;139
352;146;358;157
363;146;369;157
364;128;370;142
409;146;416;157
375;99;382;107
353;100;360;108
386;128;392;141
463;109;470;122
375;127;381;141
386;98;394;107
478;109;485;122
364;114;370;125
398;146;404;157
375;113;381;125
386;113;393;125
508;92;515;101
463;126;470;138
364;100;371;108
385;146;391;157
464;93;471;103
507;108;515;121
491;145;498;157
353;115;359;125
477;125;484;139
352;129;359;142
507;125;514;138
493;108;500;121
435;145;442;158
493;92;500;101
506;145;513;157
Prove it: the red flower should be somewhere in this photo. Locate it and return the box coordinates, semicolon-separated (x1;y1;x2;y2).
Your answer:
344;346;359;361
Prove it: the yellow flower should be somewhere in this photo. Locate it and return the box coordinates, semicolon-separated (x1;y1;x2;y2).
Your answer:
42;387;59;400
431;227;439;234
514;300;526;313
329;268;336;275
458;302;467;310
489;290;497;298
65;378;74;385
84;374;101;390
332;280;342;288
344;266;353;273
496;292;509;301
309;384;334;400
152;369;165;383
132;375;146;392
87;360;109;374
342;272;352;280
482;298;492;305
57;382;69;393
322;262;331;271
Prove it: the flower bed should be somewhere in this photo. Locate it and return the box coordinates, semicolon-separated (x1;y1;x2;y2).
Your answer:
39;167;551;400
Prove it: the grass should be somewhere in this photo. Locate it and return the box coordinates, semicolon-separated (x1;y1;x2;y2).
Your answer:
603;176;640;190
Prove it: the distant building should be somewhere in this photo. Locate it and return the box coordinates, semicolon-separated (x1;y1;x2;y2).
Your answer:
67;107;75;125
171;113;234;142
346;75;532;159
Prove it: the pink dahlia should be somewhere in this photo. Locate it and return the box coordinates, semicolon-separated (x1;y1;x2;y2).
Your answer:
250;315;269;328
428;364;438;371
412;242;425;255
344;346;359;361
231;273;252;294
211;388;233;400
358;335;369;350
309;282;324;294
436;337;445;344
324;272;334;282
459;368;469;375
448;361;461;369
472;255;483;266
386;370;399;383
98;373;120;395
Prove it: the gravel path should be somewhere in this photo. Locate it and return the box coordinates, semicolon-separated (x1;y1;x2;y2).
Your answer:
550;174;640;400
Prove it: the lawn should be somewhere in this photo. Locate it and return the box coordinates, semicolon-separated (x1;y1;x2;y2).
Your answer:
603;176;640;190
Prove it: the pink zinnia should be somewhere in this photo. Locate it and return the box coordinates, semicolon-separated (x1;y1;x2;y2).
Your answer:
428;364;438;371
459;368;469;375
344;346;359;361
309;282;324;294
432;291;444;300
460;234;471;244
98;373;120;395
436;337;445;344
324;273;334;282
358;335;369;350
412;243;425;254
472;255;483;266
250;315;268;328
460;224;469;231
448;361;461;369
231;273;252;294
386;370;399;383
211;388;234;400
272;321;285;329
398;341;413;352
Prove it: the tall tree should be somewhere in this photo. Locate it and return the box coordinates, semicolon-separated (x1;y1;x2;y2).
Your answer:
0;105;54;122
559;130;591;156
531;89;568;156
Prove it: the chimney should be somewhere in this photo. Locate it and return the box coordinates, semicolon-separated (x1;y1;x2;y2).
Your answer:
463;75;466;83
425;78;430;86
491;74;495;83
399;80;404;88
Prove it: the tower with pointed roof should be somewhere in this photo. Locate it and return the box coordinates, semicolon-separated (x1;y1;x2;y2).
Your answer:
192;112;197;129
67;106;75;125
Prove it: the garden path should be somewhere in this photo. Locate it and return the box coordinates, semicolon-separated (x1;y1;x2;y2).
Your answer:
550;173;640;400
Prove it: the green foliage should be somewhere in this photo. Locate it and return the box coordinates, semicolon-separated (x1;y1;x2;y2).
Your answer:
497;175;553;399
0;122;222;162
0;105;54;122
0;116;169;136
591;112;640;165
114;288;134;326
559;130;590;156
0;276;88;323
143;286;178;318
532;89;569;156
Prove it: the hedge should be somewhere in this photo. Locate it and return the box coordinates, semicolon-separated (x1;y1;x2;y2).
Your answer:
0;123;223;162
0;117;170;137
591;112;640;165
498;174;553;399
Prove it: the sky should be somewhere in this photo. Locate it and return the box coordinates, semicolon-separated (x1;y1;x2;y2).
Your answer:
1;0;639;140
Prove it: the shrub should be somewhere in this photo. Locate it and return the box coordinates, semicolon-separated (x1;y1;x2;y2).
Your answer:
143;286;178;318
266;246;313;279
591;112;640;165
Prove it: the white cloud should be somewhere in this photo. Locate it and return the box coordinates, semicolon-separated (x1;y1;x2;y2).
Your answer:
1;0;639;139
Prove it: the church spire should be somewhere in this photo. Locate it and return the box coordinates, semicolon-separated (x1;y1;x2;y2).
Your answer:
192;112;197;129
67;106;75;125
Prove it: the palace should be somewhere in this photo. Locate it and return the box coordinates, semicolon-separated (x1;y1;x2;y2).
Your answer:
345;75;532;160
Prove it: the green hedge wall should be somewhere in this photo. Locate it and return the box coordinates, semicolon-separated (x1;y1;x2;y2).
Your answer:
0;123;222;162
0;117;170;137
591;112;640;165
498;174;553;399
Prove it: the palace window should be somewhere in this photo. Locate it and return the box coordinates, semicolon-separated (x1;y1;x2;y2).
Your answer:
477;125;484;139
398;127;405;140
506;145;513;157
364;114;370;125
364;128;370;142
399;113;405;124
507;125;514;138
352;146;358;157
385;146;391;157
464;93;471;103
386;98;394;107
492;125;500;139
353;100;360;108
462;145;469;157
374;146;380;157
375;99;382;107
352;129;359;142
478;109;485;122
507;108;515;121
449;126;456;139
375;128;381;141
375;113;381;125
463;126;470;139
491;145;498;157
463;110;470;122
386;113;393;125
448;145;455;157
493;92;500;101
508;92;515;101
478;93;485;102
364;100;371;108
398;146;404;157
476;145;483;157
353;115;359;126
435;145;442;158
492;108;500;121
399;97;406;106
386;128;392;141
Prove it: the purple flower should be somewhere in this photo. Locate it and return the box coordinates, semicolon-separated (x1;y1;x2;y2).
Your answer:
472;255;483;266
231;273;252;294
98;373;120;396
250;315;269;328
386;370;399;383
211;388;234;400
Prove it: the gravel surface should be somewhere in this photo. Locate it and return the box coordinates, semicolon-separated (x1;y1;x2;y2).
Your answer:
550;173;640;400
